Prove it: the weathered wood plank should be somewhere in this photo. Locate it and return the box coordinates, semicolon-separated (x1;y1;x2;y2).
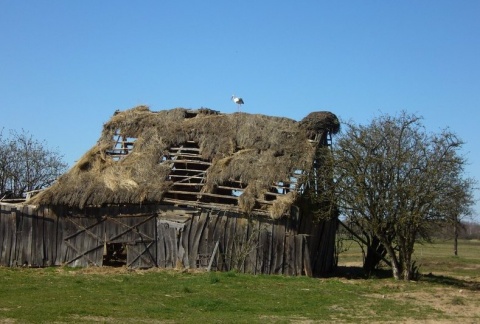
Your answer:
156;221;167;268
42;209;56;266
258;222;272;274
199;210;220;270
284;234;295;276
64;240;103;266
64;216;104;267
320;219;337;274
309;218;324;275
187;214;198;268
157;218;180;268
0;205;8;265
177;226;187;268
82;217;102;267
159;210;191;269
273;222;286;274
189;211;208;268
168;159;212;165
254;222;264;275
244;219;260;275
233;217;247;272
56;208;69;265
295;234;304;276
166;190;239;201
197;211;212;268
166;224;179;268
15;209;32;266
211;211;227;271
206;211;220;260
30;206;43;266
170;146;201;152
224;213;237;271
107;215;155;243
0;205;16;266
161;198;272;217
180;214;194;269
303;236;313;277
127;241;156;269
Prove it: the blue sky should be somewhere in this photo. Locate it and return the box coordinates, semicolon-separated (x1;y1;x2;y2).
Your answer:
1;1;479;219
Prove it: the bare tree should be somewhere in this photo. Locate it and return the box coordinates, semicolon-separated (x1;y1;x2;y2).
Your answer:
441;176;475;256
0;129;9;196
0;129;67;198
332;112;476;280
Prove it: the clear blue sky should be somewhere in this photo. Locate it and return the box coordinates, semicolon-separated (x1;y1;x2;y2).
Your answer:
1;1;479;219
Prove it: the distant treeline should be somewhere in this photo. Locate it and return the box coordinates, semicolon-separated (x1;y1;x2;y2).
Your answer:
431;221;480;240
340;219;480;242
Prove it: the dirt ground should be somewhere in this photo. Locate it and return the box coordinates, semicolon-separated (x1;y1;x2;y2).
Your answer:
338;260;480;323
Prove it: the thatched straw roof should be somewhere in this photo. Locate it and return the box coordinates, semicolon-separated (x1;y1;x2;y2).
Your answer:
29;106;339;218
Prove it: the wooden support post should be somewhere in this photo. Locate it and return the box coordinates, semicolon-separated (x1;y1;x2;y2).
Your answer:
207;240;219;272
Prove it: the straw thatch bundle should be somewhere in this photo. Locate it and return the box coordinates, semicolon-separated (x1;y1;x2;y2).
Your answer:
29;106;339;218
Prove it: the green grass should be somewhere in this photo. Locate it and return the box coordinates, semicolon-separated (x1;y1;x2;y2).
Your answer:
0;240;478;323
338;238;480;278
0;268;436;323
414;239;480;278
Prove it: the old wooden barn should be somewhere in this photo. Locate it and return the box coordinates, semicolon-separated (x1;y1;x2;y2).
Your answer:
0;106;340;276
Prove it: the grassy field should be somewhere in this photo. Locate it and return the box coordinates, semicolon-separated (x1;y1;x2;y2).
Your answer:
0;240;478;323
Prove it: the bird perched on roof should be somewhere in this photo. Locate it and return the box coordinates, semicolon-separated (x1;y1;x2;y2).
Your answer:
231;95;244;111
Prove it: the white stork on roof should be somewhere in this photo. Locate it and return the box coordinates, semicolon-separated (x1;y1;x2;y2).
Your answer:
231;95;244;111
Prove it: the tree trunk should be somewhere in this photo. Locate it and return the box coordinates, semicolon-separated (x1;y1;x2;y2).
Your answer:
402;254;412;280
363;236;387;276
380;238;401;280
391;261;401;280
398;233;417;281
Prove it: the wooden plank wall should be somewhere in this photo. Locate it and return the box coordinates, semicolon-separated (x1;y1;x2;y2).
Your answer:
0;204;16;266
0;204;336;276
0;204;58;267
298;211;338;275
162;209;312;276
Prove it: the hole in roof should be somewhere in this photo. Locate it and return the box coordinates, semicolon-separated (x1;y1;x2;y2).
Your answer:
106;130;137;161
232;190;243;197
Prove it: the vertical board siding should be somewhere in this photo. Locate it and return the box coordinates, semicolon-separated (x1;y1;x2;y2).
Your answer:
64;216;105;267
211;211;227;271
256;223;269;274
16;208;34;266
0;204;336;276
30;206;43;266
216;212;229;271
42;209;56;267
272;223;286;274
55;207;68;265
156;222;167;268
188;211;208;269
244;220;260;274
205;212;220;270
0;206;16;266
295;234;305;276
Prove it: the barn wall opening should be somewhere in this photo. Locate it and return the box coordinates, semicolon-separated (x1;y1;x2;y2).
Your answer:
103;242;127;267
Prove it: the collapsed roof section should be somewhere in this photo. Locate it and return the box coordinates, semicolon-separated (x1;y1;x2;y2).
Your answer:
29;106;340;218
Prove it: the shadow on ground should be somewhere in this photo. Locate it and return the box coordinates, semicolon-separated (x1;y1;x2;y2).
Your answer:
329;266;392;280
420;273;480;291
329;266;479;291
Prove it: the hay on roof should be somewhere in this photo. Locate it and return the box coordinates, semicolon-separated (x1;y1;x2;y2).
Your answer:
29;106;339;218
299;111;340;140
